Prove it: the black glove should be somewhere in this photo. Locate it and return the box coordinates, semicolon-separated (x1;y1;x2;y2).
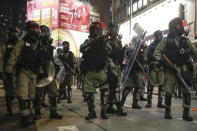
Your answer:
143;64;149;73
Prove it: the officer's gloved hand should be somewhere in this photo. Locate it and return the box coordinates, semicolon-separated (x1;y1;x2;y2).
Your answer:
143;64;149;73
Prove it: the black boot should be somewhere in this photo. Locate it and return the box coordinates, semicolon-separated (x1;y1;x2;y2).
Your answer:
85;111;97;120
19;100;35;127
146;86;153;108
67;97;72;103
34;108;41;120
7;104;13;116
117;103;127;116
50;110;63;119
132;103;142;109
5;94;13;116
157;102;165;108
101;110;108;119
145;102;152;108
165;107;172;119
20;114;35;127
132;88;141;109
106;106;117;114
67;87;72;103
140;96;147;101
164;93;172;119
49;97;63;119
182;108;193;121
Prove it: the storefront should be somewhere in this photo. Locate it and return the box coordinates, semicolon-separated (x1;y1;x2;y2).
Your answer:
26;0;90;57
120;0;196;45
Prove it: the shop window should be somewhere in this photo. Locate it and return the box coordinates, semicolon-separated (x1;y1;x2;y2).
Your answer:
138;0;143;9
143;0;148;6
133;2;137;12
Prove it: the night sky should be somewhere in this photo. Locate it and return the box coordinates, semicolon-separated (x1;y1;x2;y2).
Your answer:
0;0;27;44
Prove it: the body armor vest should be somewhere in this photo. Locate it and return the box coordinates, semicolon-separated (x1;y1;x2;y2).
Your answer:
20;41;42;73
82;39;108;71
163;36;190;66
109;38;123;65
59;51;74;72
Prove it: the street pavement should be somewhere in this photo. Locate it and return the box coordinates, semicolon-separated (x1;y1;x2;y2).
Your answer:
0;88;197;131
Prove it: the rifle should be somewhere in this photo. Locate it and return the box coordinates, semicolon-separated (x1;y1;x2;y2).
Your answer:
136;59;154;87
62;61;83;81
162;54;190;91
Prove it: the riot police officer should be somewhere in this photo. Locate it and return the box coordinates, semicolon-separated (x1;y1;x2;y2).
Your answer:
80;21;112;120
106;22;127;116
34;25;62;120
59;41;75;103
144;30;165;108
5;21;49;127
0;26;20;115
154;17;197;121
121;37;145;109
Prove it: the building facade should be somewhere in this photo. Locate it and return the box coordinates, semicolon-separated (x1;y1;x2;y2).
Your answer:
114;0;197;45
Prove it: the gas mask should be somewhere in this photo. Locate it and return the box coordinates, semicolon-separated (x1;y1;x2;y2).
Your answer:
8;33;19;44
25;30;40;43
175;24;185;36
154;31;163;42
109;26;119;38
63;46;70;52
94;28;103;37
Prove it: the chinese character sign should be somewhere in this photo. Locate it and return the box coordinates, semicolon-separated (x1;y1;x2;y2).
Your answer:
59;0;90;32
27;0;59;28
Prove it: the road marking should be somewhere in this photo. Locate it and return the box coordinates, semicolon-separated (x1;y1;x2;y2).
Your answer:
177;118;182;120
124;104;132;108
193;121;197;124
57;126;79;131
177;118;197;124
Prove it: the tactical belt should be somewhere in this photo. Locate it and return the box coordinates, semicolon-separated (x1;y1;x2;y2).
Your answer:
174;64;189;72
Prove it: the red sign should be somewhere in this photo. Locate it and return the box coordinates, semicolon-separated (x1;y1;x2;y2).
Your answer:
27;0;59;28
59;0;90;32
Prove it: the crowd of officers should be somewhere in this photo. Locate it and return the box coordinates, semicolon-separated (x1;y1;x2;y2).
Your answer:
0;17;196;127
